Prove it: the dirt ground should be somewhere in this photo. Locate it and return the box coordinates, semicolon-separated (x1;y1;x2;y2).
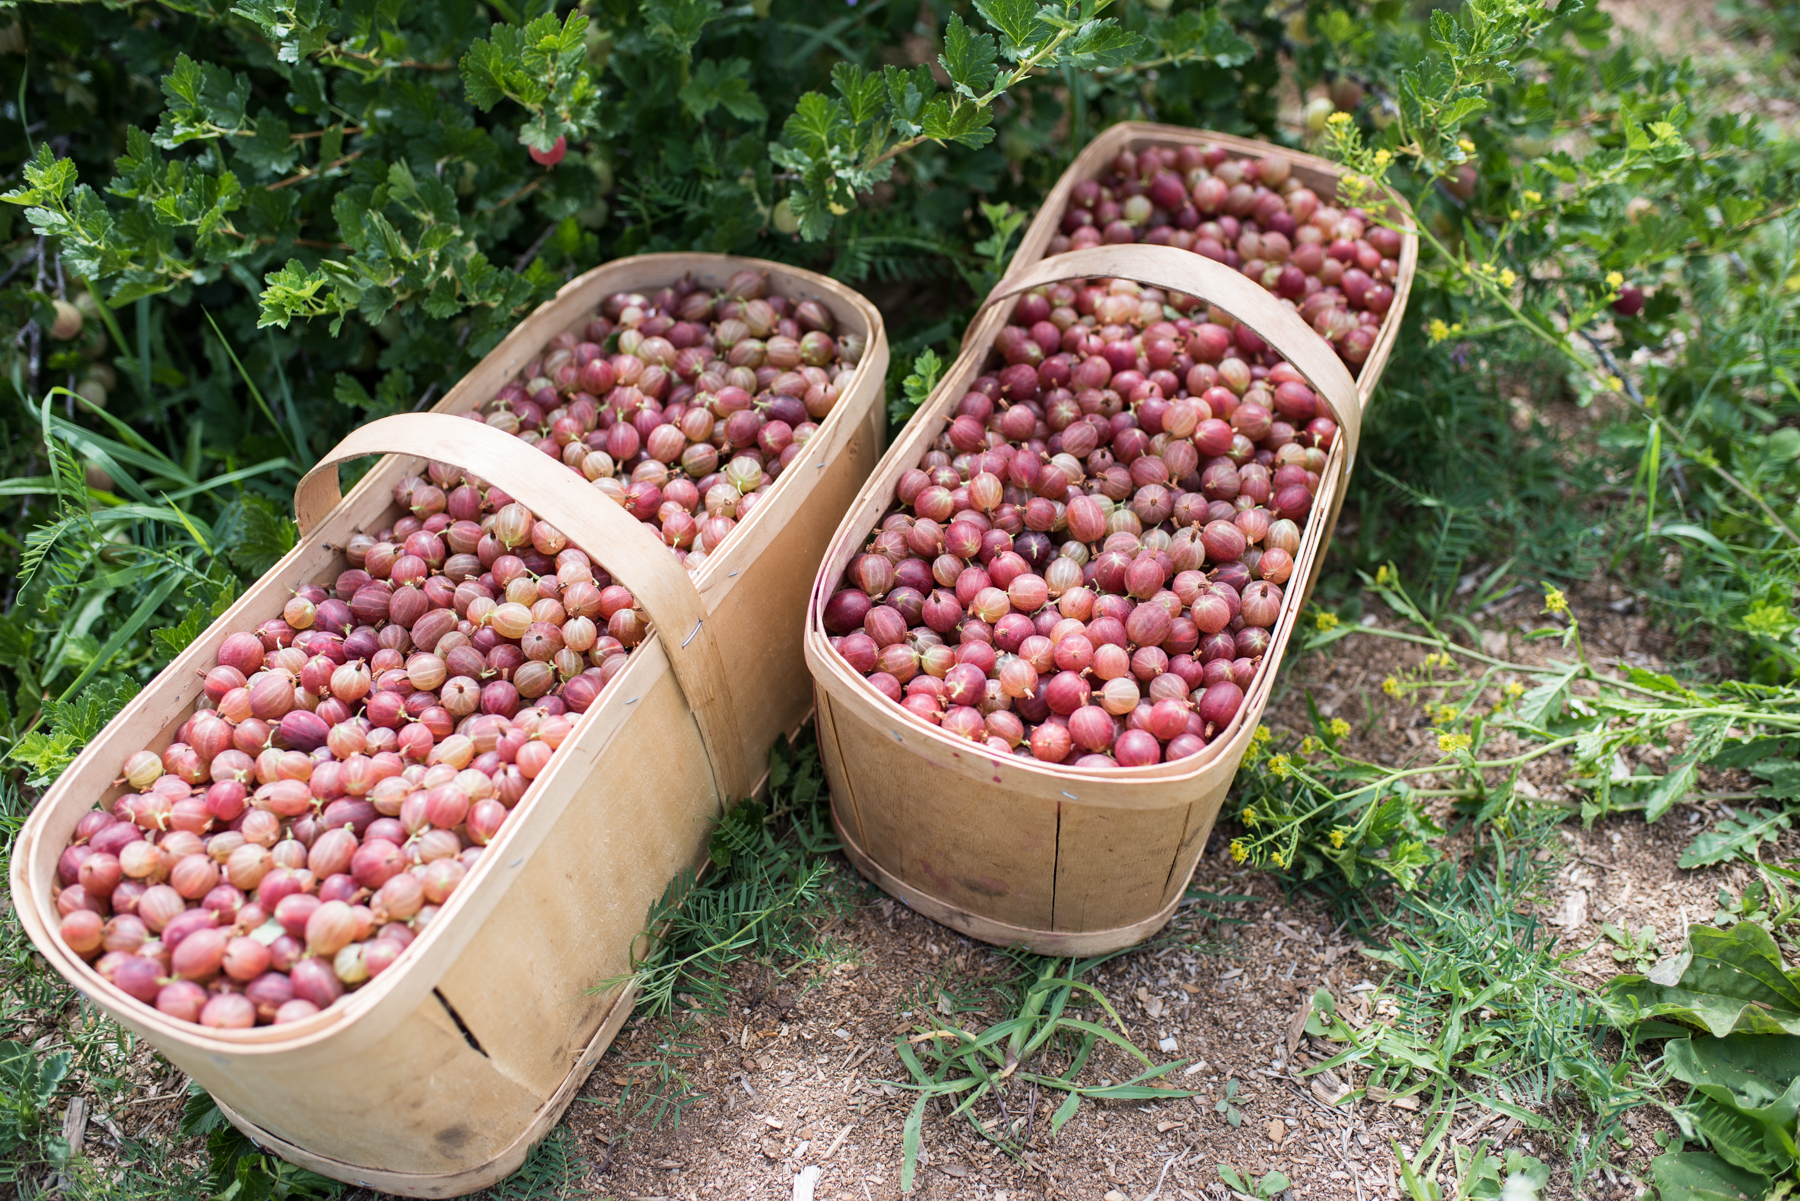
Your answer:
530;577;1751;1201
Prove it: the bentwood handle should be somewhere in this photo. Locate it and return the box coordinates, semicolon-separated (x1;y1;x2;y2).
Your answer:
982;244;1364;464
295;412;752;803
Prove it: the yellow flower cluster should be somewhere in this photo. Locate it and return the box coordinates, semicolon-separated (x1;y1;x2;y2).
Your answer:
1241;806;1258;826
1606;270;1624;289
1522;189;1542;205
1269;754;1293;779
1435;704;1459;725
1499;268;1517;288
1438;731;1472;754
1423;652;1455;669
1329;828;1347;848
1299;736;1323;756
1427;319;1465;344
1372;149;1392;168
1328;111;1353;126
1270;850;1288;869
1252;724;1272;748
1504;681;1526;701
1314;611;1340;632
1375;565;1396;587
1544;586;1569;616
1230;839;1249;863
1382;676;1402;697
1605;375;1624;393
1329;717;1352;739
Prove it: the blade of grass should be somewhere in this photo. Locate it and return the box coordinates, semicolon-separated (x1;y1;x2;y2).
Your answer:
203;311;302;467
54;570;183;704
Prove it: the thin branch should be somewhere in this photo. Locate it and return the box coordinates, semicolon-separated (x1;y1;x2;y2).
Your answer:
495;176;548;211
266;149;365;191
289;125;364;141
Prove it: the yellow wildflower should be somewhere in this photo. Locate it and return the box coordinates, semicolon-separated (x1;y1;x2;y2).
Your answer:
1299;736;1322;756
1544;586;1569;616
1428;318;1451;343
1329;717;1351;739
1606;375;1624;393
1479;261;1498;276
1252;724;1272;748
1522;189;1542;205
1382;676;1401;697
1230;839;1249;864
1436;704;1459;725
1504;681;1526;701
1438;731;1472;754
1269;754;1293;779
1329;828;1347;848
1509;209;1522;220
1270;850;1287;869
1373;149;1392;168
1606;270;1624;289
1315;610;1340;632
1241;806;1258;827
1328;111;1353;126
1375;564;1396;587
1458;137;1475;153
1499;268;1517;288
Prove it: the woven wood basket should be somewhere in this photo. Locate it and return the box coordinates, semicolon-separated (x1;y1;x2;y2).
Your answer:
8;255;887;1197
808;164;1415;956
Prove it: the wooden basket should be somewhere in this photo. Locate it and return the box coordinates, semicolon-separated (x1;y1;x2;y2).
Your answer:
8;255;887;1198
806;234;1411;957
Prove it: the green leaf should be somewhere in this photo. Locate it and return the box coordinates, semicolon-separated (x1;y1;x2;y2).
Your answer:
1049;1088;1081;1133
459;37;511;112
1606;924;1800;1037
215;495;298;578
1514;661;1579;728
900;1093;927;1193
1753;760;1800;800
678;59;767;123
1061;20;1141;70
1666;1035;1800;1176
974;0;1048;59
1647;755;1703;823
1;145;79;207
1680;809;1791;870
8;677;140;787
640;0;725;58
939;14;999;99
152;580;236;665
1652;1151;1777;1201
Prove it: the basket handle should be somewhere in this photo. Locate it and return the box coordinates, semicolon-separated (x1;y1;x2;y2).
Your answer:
294;412;752;803
981;244;1364;462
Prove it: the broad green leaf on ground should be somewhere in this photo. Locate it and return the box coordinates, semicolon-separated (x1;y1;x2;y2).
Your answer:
1605;924;1800;1036
1666;1035;1800;1177
1650;1151;1775;1201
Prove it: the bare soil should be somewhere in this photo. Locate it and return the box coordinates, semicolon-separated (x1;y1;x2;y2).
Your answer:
516;584;1747;1201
